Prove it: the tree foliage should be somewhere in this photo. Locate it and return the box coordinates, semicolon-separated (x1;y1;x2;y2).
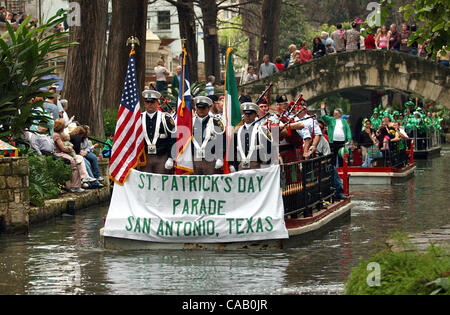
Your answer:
0;13;75;141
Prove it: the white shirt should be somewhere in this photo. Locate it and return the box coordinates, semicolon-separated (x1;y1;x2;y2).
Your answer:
295;114;322;140
333;119;345;141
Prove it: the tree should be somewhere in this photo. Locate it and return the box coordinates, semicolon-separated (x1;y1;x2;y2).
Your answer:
240;0;261;67
62;0;108;138
0;14;75;141
103;0;148;111
198;0;221;80
258;0;281;67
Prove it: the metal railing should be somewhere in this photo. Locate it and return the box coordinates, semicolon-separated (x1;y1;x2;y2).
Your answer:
362;139;412;168
280;155;336;219
411;128;441;152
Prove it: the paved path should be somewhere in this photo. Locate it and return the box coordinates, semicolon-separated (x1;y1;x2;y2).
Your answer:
387;224;450;253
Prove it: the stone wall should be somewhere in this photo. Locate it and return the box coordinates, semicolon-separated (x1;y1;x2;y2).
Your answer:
0;158;30;233
0;157;112;234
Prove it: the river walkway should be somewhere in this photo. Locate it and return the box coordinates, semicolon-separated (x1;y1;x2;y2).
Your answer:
387;225;450;253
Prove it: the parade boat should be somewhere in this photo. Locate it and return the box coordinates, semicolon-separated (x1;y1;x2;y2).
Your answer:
337;139;416;185
100;155;353;251
411;128;442;159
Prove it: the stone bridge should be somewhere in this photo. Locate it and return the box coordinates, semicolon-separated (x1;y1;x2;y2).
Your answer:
240;50;450;108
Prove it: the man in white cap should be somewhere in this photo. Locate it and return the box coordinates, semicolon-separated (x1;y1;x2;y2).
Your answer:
192;96;225;175
233;102;272;171
140;89;176;174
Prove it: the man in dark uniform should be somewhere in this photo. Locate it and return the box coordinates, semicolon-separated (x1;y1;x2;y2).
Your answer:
233;102;272;171
192;96;225;175
140;90;176;174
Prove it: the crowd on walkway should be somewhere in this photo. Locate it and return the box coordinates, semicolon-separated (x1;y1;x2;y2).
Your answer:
23;85;111;193
243;20;449;84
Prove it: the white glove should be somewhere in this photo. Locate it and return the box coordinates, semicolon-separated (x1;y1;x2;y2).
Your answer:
229;165;236;173
165;158;174;170
215;159;224;169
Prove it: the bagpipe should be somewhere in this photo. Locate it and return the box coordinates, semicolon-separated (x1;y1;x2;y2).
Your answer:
255;83;273;105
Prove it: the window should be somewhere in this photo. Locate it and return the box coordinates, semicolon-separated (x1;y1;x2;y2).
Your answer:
157;11;170;30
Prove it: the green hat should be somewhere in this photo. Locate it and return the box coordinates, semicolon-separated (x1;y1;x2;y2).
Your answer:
393;110;400;116
405;101;415;108
373;108;379;114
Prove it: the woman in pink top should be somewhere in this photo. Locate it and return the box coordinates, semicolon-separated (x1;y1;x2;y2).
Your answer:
376;25;389;50
299;42;313;63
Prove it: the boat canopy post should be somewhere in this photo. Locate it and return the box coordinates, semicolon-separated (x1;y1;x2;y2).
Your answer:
409;139;414;165
343;153;349;196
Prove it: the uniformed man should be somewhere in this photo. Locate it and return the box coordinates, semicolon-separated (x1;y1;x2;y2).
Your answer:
257;101;278;127
296;102;322;160
140;90;176;174
192;96;225;175
233;102;272;171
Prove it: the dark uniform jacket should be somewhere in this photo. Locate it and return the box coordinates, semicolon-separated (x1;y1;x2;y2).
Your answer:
192;116;225;161
233;123;272;169
143;111;176;158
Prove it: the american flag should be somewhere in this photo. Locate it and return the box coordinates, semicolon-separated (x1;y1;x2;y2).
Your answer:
109;50;146;185
175;49;194;175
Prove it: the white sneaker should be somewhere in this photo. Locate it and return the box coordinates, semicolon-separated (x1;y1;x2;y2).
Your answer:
82;177;96;183
82;183;89;189
71;187;85;193
96;176;104;181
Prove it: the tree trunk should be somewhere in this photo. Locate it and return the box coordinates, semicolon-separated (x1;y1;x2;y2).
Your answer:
103;0;148;111
176;0;198;83
199;0;220;80
258;0;281;68
240;0;261;67
62;0;108;138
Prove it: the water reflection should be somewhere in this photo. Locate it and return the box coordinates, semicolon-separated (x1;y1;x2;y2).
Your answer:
0;146;448;295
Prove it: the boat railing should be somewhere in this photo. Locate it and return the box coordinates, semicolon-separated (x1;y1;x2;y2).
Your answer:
364;139;412;168
411;128;441;152
280;155;336;218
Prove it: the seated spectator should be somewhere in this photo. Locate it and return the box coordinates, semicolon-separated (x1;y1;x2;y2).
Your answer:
80;125;103;181
288;44;299;67
53;119;90;193
43;95;60;121
293;51;301;64
23;123;56;157
68;125;97;183
102;133;114;158
60;99;75;127
299;42;312;63
312;37;326;59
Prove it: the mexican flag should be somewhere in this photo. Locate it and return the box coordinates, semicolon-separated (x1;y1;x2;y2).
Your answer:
223;47;242;173
223;47;242;129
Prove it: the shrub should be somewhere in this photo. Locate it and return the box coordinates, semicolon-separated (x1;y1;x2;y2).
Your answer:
345;245;450;295
28;154;72;207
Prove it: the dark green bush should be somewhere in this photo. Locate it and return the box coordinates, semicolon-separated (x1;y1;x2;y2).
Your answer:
345;245;450;295
28;154;72;207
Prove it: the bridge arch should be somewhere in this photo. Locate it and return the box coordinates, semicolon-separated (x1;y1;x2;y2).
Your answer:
240;50;450;108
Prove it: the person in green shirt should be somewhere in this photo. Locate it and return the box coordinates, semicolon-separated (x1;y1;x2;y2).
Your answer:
102;133;114;158
370;108;382;130
321;102;352;167
171;66;182;90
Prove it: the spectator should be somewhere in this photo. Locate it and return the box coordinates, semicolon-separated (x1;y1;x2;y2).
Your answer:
376;25;390;50
331;23;346;53
43;95;60;121
205;75;215;95
48;85;64;118
275;56;284;71
288;44;299;67
358;119;375;164
60;99;74;127
23;123;56;157
312;37;326;59
344;22;360;52
5;12;15;24
18;13;27;24
299;42;313;63
244;65;258;84
320;102;352;167
171;65;182;90
11;13;18;24
80;125;104;185
364;30;376;50
325;42;336;55
293;51;301;64
399;23;411;53
283;52;291;69
0;7;6;22
102;133;114;158
53;119;89;193
409;25;418;55
389;24;401;51
154;59;169;93
321;31;335;51
69;125;97;183
418;41;429;59
259;55;278;79
436;47;450;67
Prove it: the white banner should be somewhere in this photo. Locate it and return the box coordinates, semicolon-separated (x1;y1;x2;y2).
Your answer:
103;165;288;243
